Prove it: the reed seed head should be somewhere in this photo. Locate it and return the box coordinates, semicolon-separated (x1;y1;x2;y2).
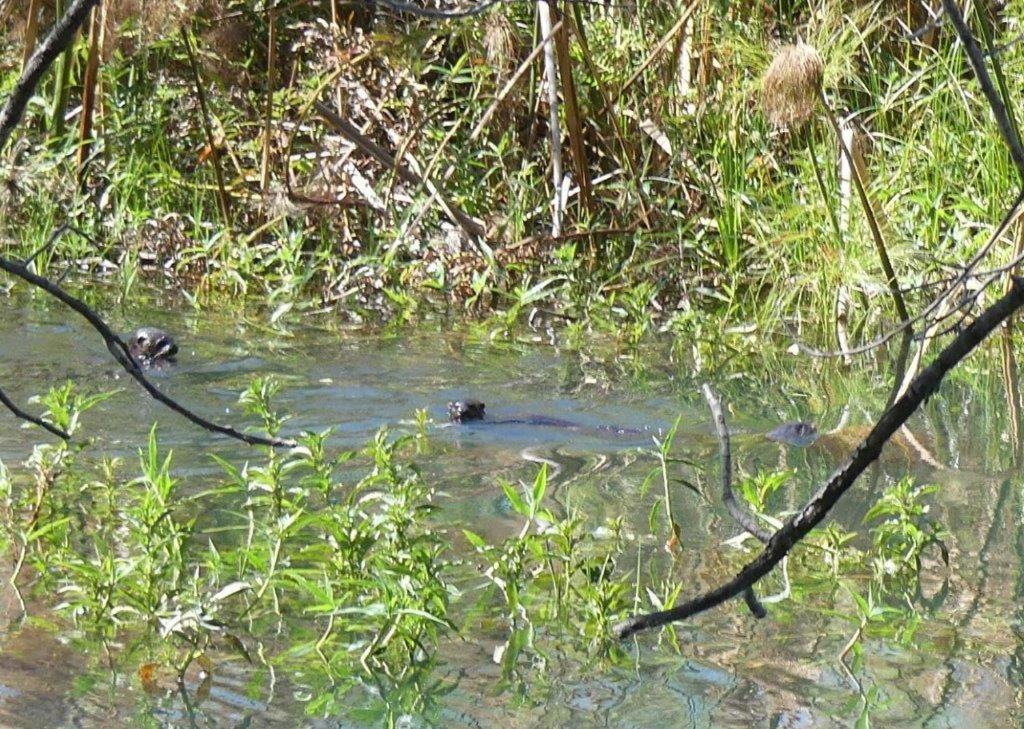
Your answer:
762;41;825;130
484;12;516;82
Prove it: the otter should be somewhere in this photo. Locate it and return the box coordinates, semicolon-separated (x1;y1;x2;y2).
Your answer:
765;421;820;447
448;399;822;447
127;327;179;367
446;399;646;436
448;399;486;423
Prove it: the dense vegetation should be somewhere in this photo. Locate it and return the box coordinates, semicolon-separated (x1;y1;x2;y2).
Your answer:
1;1;1018;346
2;0;1024;724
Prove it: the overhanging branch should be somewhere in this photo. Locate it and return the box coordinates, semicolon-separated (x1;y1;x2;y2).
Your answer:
0;256;296;449
614;277;1024;639
0;386;70;441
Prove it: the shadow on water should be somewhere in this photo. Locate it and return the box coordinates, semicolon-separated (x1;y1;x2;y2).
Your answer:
1;285;1024;726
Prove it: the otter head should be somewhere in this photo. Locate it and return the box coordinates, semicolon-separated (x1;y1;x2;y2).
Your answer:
448;398;485;424
766;421;819;447
128;327;179;365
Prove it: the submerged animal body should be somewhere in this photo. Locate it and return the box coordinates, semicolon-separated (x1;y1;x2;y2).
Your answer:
446;399;645;436
128;327;179;367
447;399;948;472
765;421;820;447
448;399;828;448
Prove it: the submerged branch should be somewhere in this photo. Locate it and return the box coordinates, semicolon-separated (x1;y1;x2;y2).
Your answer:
614;277;1024;640
0;256;296;449
701;384;772;544
701;383;767;618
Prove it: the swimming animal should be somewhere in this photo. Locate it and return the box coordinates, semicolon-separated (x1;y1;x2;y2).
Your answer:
448;399;825;447
446;398;645;435
127;327;178;367
764;420;820;447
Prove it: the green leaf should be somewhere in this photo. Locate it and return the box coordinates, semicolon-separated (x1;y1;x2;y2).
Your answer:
531;463;548;513
462;530;487;549
501;481;527;517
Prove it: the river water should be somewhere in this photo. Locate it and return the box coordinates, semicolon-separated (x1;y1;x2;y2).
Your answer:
0;282;1021;726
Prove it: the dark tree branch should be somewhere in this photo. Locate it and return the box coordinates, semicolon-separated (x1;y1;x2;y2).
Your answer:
0;0;100;154
701;383;768;618
0;256;296;449
374;0;502;18
372;0;616;19
942;0;1024;179
0;0;294;449
615;277;1024;640
22;223;70;267
0;386;70;441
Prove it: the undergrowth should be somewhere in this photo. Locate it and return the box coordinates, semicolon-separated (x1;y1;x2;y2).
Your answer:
0;2;1020;346
0;377;954;721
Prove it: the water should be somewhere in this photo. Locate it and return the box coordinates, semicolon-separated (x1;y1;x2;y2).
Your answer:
0;283;1022;726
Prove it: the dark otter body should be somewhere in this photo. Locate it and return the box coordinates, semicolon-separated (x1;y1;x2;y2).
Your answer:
765;421;819;447
448;399;822;446
447;399;646;436
128;327;179;367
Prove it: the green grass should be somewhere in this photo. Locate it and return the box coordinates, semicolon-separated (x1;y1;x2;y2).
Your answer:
1;2;1022;350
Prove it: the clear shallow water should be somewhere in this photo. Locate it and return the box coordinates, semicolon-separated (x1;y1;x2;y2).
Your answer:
0;283;1023;726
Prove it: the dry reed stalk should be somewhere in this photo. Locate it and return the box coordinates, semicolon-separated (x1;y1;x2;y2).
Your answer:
21;0;41;68
260;6;277;194
181;29;232;227
537;0;563;236
763;40;909;322
76;3;102;182
563;10;651;226
552;3;591;214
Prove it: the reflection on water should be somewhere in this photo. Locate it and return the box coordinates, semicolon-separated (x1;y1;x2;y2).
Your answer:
1;284;1023;726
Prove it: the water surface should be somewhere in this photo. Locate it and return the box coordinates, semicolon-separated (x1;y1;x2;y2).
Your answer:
0;283;1021;727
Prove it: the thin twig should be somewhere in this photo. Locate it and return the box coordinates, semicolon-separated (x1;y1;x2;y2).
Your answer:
314;101;486;244
793;189;1024;358
181;29;233;226
795;0;1024;363
0;255;296;448
614;277;1024;640
22;223;70;267
598;0;699;117
942;0;1024;178
0;386;70;440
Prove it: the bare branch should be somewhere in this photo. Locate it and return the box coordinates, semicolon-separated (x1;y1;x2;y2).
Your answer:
792;188;1024;358
314;101;486;244
373;0;616;19
614;277;1024;640
374;0;502;18
942;0;1024;179
22;223;70;267
0;386;70;441
701;383;767;618
0;0;100;153
0;255;296;449
701;384;773;543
